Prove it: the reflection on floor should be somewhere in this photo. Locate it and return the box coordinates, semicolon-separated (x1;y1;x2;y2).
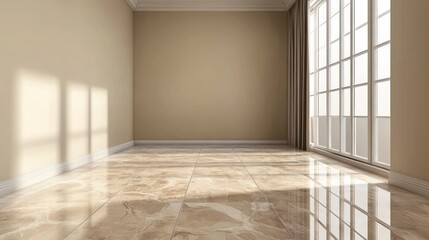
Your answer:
0;145;429;240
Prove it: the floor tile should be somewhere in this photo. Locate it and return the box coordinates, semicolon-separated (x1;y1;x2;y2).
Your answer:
185;177;265;203
238;155;303;164
197;155;242;165
199;148;235;156
193;165;249;178
119;177;190;202
252;174;315;192
135;166;195;178
245;165;306;176
66;200;181;240
0;201;103;240
172;202;293;240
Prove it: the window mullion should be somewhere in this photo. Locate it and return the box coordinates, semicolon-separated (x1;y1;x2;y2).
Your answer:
327;0;330;150
350;0;355;159
339;0;344;155
314;19;318;147
368;0;374;165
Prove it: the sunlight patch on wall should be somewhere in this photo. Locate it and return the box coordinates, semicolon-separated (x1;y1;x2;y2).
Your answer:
66;82;89;160
15;70;60;175
90;87;108;153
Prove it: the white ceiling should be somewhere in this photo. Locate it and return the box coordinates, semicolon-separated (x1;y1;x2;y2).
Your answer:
127;0;297;11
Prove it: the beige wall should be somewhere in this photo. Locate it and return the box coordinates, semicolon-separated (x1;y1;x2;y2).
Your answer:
134;12;288;140
391;0;429;182
0;0;134;181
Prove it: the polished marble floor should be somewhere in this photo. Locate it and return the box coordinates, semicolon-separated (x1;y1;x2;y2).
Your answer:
0;145;429;240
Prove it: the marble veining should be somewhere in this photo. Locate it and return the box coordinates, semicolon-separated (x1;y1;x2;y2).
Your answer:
0;145;429;240
172;202;293;240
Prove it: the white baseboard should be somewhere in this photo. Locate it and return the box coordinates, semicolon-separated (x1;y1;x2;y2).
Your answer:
389;171;429;198
0;141;134;197
134;140;288;145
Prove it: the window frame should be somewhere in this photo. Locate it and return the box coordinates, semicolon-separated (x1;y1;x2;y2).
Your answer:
308;0;391;169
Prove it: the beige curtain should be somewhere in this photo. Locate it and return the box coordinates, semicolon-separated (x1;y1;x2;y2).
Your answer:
288;0;308;150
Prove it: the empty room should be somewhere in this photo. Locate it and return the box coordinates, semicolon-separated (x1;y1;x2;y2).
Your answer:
0;0;428;239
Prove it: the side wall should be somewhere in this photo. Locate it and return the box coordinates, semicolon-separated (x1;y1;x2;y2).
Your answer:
0;0;134;181
133;12;288;140
391;0;429;182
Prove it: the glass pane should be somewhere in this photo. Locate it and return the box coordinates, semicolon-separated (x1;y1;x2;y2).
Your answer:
318;117;328;147
319;93;327;116
330;0;340;17
330;64;340;89
376;81;390;117
319;23;327;48
319;69;327;92
342;34;351;59
330;40;340;63
354;25;368;53
343;0;350;5
355;117;368;159
319;47;327;68
341;90;351;151
330;117;340;151
330;90;340;116
310;74;315;95
319;2;327;25
342;88;350;116
342;60;351;87
310;96;315;117
354;0;368;27
310;95;315;145
375;118;391;165
309;13;315;32
354;85;368;116
330;14;340;41
342;117;352;153
375;44;391;80
354;53;368;85
310;32;315;72
376;13;390;44
377;0;391;15
343;4;351;34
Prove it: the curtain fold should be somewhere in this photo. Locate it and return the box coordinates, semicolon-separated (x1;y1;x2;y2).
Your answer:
288;0;308;150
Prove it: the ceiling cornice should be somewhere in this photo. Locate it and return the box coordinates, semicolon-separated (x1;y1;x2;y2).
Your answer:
126;0;138;10
283;0;297;10
130;0;297;11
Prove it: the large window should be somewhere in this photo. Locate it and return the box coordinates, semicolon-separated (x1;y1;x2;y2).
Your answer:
309;0;391;168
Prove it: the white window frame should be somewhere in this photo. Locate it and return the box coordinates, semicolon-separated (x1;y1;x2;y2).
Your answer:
308;0;391;169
